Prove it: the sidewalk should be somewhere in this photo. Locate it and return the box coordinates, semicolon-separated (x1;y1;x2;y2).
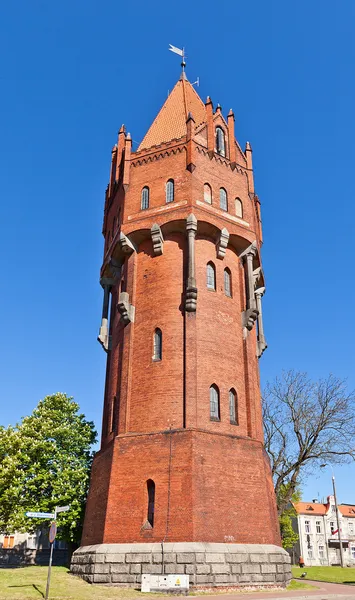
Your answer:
189;579;355;600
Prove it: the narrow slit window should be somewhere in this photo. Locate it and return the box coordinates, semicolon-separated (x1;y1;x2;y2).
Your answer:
166;179;174;203
204;183;212;204
153;328;162;361
141;186;149;210
147;479;155;527
229;389;238;424
210;385;220;420
235;198;243;218
219;188;228;211
216;127;226;157
224;268;232;297
206;262;216;290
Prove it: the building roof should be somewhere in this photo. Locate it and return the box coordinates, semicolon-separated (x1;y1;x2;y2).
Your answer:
293;501;355;517
339;505;355;517
138;76;207;151
293;502;327;516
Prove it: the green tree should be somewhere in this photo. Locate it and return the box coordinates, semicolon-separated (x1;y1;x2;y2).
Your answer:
277;485;301;549
0;393;97;544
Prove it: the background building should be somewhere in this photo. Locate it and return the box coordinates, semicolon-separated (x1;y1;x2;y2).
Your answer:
0;529;67;566
72;67;291;588
291;496;355;566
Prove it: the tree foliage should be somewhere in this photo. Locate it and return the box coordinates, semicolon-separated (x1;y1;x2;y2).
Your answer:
263;370;355;516
0;393;97;543
278;485;301;549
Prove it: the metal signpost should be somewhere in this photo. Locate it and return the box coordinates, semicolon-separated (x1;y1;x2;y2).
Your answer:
25;505;70;600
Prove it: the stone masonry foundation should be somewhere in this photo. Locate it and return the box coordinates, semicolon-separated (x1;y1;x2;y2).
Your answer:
71;542;291;588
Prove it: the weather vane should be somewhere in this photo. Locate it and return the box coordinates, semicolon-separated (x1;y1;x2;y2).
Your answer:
168;44;199;86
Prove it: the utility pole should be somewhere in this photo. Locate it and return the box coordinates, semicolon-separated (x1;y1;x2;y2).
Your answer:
332;474;344;568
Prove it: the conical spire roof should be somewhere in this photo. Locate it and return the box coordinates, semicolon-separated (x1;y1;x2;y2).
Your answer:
138;77;206;151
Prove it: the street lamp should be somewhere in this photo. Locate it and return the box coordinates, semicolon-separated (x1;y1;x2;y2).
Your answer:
320;464;344;568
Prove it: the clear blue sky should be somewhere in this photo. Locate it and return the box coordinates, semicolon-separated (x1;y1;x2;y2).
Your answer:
1;0;354;505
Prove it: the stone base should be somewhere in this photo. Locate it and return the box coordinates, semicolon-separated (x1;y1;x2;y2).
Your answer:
71;542;291;588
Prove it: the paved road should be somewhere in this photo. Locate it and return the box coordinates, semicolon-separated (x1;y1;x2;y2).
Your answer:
189;579;355;600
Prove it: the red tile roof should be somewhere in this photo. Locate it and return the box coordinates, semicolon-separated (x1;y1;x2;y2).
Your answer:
293;502;327;516
138;77;206;151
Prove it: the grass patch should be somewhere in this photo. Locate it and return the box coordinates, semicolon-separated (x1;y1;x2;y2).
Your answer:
292;565;355;584
0;566;161;600
287;579;316;590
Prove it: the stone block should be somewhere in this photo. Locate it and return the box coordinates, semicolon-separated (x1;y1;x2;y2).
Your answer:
250;553;266;563
205;553;225;563
84;564;95;574
196;575;214;584
111;564;130;574
164;563;185;574
82;574;93;583
195;553;205;563
94;554;105;563
269;553;284;563
126;553;151;563
214;574;238;584
196;564;210;575
111;574;136;583
142;564;163;574
93;573;111;583
277;564;284;573
93;564;110;574
153;553;176;563
276;574;287;582
261;564;276;574
251;574;264;582
188;574;196;585
242;564;261;574
176;553;195;563
239;575;252;583
261;574;276;582
231;565;241;574
107;553;125;563
211;564;230;574
226;553;248;563
130;564;141;574
185;564;195;574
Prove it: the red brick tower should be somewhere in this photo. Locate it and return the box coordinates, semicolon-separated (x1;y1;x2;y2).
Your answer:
72;69;291;588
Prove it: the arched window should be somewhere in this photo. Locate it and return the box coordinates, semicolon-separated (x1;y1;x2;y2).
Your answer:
147;479;155;527
206;262;216;290
204;183;212;204
141;186;149;210
224;268;232;297
210;385;220;420
229;389;238;424
219;188;228;211
235;198;243;218
215;127;226;157
153;328;162;361
166;179;174;203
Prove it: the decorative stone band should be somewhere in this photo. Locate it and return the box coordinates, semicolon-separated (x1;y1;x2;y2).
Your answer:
185;214;198;312
117;292;135;326
151;223;164;256
71;542;291;588
97;278;115;352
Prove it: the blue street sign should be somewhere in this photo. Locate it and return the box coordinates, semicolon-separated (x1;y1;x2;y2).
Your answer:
25;511;55;519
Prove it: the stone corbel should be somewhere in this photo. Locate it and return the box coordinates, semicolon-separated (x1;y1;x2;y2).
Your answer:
151;223;164;256
118;232;135;255
242;307;259;331
108;257;122;280
253;267;261;287
98;278;114;352
185;214;198;312
216;227;229;259
117;291;135;326
255;286;267;357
